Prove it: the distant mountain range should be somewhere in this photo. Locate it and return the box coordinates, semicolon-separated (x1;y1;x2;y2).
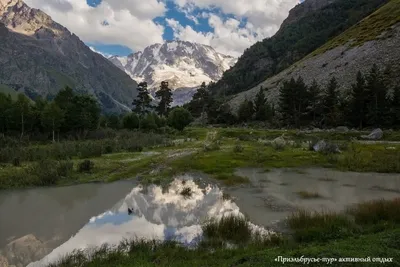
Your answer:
0;0;138;113
109;41;237;106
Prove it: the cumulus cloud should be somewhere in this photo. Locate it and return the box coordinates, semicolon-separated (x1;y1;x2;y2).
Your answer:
23;0;300;57
169;0;300;57
24;0;166;51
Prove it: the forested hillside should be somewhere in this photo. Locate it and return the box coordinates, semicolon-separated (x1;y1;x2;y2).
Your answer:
210;0;389;96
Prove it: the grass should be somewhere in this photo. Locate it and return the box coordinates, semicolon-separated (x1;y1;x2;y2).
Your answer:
310;0;400;57
296;191;322;199
2;128;400;190
49;198;400;267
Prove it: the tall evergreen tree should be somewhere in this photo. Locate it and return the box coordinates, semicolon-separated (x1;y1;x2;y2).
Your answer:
350;71;367;129
0;93;13;133
365;64;389;127
279;78;297;126
238;98;254;122
307;79;322;125
323;77;340;127
133;82;153;115
189;82;209;118
156;81;173;116
254;87;271;121
391;86;400;128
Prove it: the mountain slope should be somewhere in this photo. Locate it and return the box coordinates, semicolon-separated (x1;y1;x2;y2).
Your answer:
0;0;138;113
228;0;400;111
210;0;389;97
109;41;236;106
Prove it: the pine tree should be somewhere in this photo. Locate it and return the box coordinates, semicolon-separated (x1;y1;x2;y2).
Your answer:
238;99;254;122
279;78;296;126
365;64;389;127
156;81;173;116
293;76;309;127
350;71;367;129
307;79;322;125
323;77;339;127
391;86;400;128
189;82;209;118
254;87;271;121
133;82;153;115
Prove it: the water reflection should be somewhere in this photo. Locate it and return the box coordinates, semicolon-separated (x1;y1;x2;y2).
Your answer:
28;176;252;267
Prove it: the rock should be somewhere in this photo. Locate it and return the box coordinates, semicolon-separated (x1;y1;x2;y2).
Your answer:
4;235;50;267
313;140;341;153
336;126;349;132
0;255;8;267
272;135;286;146
361;128;383;140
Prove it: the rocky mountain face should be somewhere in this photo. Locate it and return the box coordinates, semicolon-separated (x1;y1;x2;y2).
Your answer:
109;41;237;106
209;0;389;97
0;0;138;113
228;0;400;112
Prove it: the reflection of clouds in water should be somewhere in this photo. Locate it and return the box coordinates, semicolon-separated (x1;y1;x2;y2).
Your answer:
28;176;263;267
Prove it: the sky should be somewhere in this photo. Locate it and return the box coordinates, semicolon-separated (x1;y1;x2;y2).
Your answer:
24;0;303;58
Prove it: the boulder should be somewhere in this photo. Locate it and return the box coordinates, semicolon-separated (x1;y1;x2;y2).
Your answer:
336;126;349;132
4;235;50;267
313;140;341;153
0;255;8;267
361;128;383;140
272;135;286;146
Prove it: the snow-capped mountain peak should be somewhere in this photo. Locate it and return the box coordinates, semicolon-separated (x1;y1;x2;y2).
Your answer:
109;40;237;105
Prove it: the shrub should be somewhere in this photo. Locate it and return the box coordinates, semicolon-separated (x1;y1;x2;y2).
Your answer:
233;143;244;153
12;157;20;167
202;215;252;245
167;107;193;131
347;198;400;225
78;160;95;173
57;160;74;177
122;113;140;130
272;142;285;151
141;113;158;131
287;210;357;243
77;142;103;159
30;160;60;186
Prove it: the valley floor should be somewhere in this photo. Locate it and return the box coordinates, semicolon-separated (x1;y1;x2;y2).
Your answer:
1;127;400;266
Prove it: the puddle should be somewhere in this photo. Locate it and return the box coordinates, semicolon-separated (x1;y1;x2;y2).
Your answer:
26;176;268;267
224;168;400;228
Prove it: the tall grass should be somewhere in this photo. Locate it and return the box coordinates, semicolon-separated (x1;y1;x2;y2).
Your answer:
347;198;400;225
0;132;169;163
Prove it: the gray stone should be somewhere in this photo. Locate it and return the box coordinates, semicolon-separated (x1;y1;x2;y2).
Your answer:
361;128;383;140
4;235;50;267
336;126;349;132
0;255;8;267
313;140;341;153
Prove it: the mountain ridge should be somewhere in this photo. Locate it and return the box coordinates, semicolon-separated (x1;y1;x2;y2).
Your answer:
109;40;237;106
0;0;138;113
228;0;400;112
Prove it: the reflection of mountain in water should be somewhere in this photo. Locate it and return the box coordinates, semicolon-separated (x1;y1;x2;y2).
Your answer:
28;176;257;267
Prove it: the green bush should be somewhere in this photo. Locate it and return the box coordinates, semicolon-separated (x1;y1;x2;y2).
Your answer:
12;157;20;167
123;113;140;130
57;160;74;177
77;142;103;159
168;107;193;131
78;160;95;173
30;160;60;186
233;143;244;153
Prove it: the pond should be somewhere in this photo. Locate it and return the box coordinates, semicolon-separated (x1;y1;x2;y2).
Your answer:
1;168;399;267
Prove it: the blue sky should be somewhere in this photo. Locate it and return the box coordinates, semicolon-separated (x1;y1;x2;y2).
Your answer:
26;0;301;57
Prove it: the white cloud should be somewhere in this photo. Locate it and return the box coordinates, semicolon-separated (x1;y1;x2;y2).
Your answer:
169;0;300;56
23;0;300;57
25;0;166;51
